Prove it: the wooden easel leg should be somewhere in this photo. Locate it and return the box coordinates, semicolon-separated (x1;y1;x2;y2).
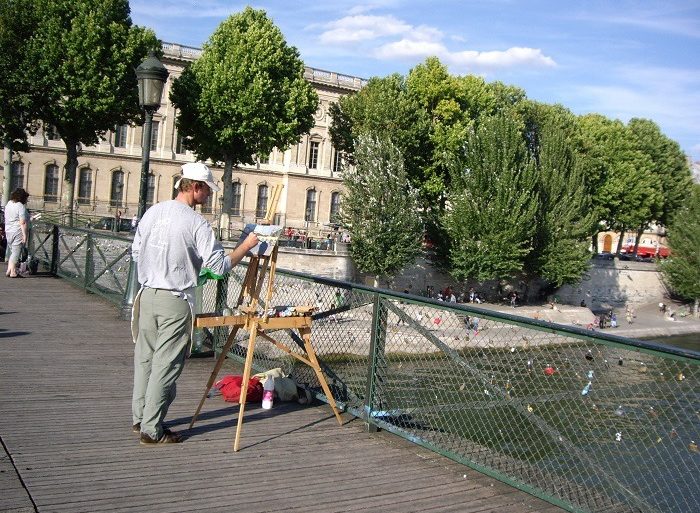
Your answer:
300;327;344;426
237;257;259;306
263;246;279;307
189;326;240;429
234;323;258;451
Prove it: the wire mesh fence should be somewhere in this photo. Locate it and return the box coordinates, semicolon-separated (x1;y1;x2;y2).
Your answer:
31;224;700;513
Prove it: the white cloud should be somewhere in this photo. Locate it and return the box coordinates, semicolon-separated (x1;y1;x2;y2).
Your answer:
375;41;555;70
448;47;556;69
320;14;555;71
375;38;447;59
319;15;412;43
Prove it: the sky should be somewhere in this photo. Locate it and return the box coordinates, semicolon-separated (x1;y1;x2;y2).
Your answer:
129;0;700;161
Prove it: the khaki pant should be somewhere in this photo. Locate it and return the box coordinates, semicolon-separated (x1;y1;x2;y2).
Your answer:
132;287;191;439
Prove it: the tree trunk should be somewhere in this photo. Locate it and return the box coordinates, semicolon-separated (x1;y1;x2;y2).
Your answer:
591;232;598;254
61;138;79;227
615;225;625;255
2;139;11;207
373;275;380;288
694;298;699;319
633;224;645;256
222;157;233;214
219;157;234;241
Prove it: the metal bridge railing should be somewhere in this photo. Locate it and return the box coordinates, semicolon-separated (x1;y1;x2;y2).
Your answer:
30;223;700;513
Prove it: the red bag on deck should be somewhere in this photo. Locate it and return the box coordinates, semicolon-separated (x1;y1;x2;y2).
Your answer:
214;375;264;403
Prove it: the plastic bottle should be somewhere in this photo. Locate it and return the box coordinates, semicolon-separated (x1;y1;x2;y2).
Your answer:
262;377;275;409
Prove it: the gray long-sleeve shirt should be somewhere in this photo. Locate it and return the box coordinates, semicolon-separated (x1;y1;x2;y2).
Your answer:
132;200;232;291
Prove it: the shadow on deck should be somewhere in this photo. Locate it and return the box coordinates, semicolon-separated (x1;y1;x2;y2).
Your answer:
0;265;565;513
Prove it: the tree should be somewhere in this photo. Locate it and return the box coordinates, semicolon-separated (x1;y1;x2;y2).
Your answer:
330;58;528;208
522;102;594;287
627;118;692;252
341;133;422;287
329;73;430;196
576;114;661;253
442;114;538;282
0;0;41;148
24;0;157;220
330;58;531;270
661;184;700;317
0;0;41;204
170;7;318;218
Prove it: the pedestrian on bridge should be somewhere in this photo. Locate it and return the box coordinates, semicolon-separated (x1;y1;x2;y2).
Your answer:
130;162;258;445
4;188;30;279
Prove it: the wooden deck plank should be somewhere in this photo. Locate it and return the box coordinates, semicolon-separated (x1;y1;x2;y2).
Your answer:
0;264;565;513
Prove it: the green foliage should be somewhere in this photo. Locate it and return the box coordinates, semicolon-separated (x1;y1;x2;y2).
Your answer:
330;57;531;212
20;0;157;213
575;114;661;238
627;118;692;227
661;184;700;302
329;74;431;196
0;0;41;149
443;114;538;281
170;7;318;167
27;0;158;145
525;103;594;286
341;134;422;281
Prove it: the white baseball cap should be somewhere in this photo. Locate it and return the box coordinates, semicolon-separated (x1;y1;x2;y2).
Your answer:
174;162;220;192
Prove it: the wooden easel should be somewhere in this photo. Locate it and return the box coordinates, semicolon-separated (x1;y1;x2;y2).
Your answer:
189;184;343;451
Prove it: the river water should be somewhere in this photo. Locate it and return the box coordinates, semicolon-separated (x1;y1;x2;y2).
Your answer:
648;333;700;352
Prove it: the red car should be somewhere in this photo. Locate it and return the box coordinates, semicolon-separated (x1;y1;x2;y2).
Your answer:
621;244;670;258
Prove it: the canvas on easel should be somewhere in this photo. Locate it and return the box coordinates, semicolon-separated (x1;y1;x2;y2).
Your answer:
189;184;344;451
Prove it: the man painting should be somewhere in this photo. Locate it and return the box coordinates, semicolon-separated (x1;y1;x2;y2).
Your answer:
130;162;258;444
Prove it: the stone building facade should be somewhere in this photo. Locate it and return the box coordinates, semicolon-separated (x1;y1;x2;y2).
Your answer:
1;42;365;236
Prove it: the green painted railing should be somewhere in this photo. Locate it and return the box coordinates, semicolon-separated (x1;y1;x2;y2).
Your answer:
30;223;700;513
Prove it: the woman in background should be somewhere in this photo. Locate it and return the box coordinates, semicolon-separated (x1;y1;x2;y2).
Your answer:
4;188;29;278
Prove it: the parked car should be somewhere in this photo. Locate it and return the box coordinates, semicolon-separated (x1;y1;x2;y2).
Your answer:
621;244;670;259
95;217;133;232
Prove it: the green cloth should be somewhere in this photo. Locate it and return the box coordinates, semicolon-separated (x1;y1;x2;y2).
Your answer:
198;267;224;286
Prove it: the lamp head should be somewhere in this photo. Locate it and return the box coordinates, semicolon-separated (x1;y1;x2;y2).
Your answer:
136;51;169;110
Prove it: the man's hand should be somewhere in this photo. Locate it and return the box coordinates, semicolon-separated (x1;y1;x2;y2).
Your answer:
243;232;259;250
227;232;260;267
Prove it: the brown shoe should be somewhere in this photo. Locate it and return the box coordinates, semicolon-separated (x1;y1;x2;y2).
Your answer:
140;429;183;445
132;423;141;434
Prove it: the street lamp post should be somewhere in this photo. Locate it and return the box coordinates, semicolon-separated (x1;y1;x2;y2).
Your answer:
120;51;169;320
135;51;169;219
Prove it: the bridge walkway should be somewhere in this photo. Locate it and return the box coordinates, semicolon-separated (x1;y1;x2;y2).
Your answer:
0;264;565;513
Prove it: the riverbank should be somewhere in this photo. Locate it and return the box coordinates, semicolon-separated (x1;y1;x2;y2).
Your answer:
480;300;700;340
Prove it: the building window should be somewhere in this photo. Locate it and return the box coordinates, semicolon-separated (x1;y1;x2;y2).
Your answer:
305;189;317;222
78;168;92;205
231;182;242;216
256;184;268;218
110;170;124;207
44;164;59;202
45;125;61;141
332;148;342;173
308;141;319;169
150;121;159;151
175;133;186;154
114;124;128;148
10;162;24;191
146;173;156;207
330;191;341;223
